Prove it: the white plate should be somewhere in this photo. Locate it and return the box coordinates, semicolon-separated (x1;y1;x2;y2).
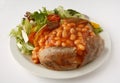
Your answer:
10;31;111;79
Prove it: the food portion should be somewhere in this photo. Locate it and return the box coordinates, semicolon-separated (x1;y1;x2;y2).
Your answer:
10;6;104;70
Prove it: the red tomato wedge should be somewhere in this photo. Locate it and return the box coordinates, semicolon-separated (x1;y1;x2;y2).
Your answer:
47;14;60;22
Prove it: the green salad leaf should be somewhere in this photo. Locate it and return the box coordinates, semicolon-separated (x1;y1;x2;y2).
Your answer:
30;11;47;32
93;27;103;34
10;23;34;55
23;18;32;35
54;6;86;19
67;9;79;15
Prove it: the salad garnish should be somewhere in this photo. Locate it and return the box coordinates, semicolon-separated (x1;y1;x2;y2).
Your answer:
10;6;103;55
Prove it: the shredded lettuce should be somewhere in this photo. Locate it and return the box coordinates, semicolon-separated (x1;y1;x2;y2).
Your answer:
10;25;23;41
67;9;80;16
20;43;34;55
93;27;103;34
54;6;69;18
30;10;47;32
10;23;34;55
21;30;28;43
54;6;87;19
22;18;32;35
10;7;49;55
90;22;103;34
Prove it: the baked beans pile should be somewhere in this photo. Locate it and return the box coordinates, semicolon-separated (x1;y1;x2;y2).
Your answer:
32;18;96;64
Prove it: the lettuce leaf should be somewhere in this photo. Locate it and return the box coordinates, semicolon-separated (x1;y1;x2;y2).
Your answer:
10;25;34;55
54;6;86;19
93;27;103;34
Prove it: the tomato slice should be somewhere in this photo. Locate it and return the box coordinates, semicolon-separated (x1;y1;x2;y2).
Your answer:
47;14;60;22
28;31;36;45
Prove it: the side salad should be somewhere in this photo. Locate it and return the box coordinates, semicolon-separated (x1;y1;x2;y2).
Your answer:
10;6;103;55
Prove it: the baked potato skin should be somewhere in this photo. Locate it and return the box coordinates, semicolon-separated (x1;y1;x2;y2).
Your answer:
81;36;104;66
39;47;81;70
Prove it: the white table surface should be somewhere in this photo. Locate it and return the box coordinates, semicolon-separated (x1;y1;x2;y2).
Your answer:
0;0;120;83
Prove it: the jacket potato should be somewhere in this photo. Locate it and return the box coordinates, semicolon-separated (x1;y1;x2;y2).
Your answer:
32;18;104;70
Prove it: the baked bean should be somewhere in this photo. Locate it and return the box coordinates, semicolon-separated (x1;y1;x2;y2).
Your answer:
90;32;95;36
50;34;55;39
77;32;82;37
56;27;62;31
66;40;74;46
82;28;87;32
74;40;81;45
77;44;85;50
45;45;50;48
70;28;76;34
39;42;44;46
54;37;60;40
45;35;48;40
39;48;43;52
70;34;76;40
67;23;76;27
32;55;37;60
78;24;84;28
57;30;62;37
76;27;81;31
62;30;68;38
77;36;83;40
84;26;90;30
63;26;70;31
50;39;55;44
33;59;39;64
77;38;85;45
55;40;61;46
32;53;39;64
52;31;56;35
61;42;67;47
62;24;66;27
39;38;45;43
62;24;66;29
45;41;49;46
